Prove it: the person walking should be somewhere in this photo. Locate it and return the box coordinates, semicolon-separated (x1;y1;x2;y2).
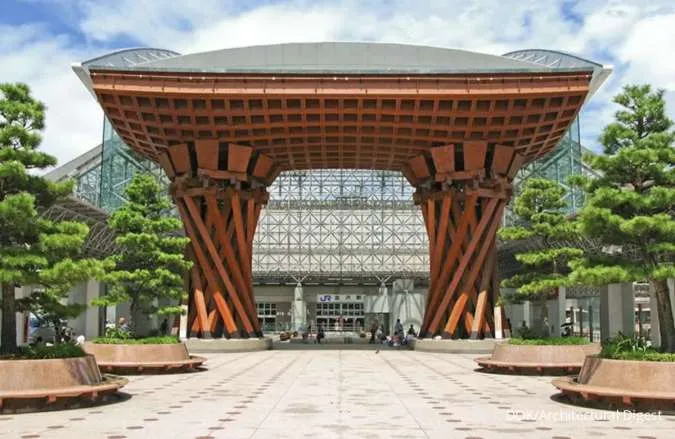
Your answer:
395;318;403;337
317;325;325;344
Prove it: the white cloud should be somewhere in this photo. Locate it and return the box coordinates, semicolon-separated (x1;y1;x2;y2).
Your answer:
3;0;675;168
183;3;348;53
0;24;102;166
616;12;675;116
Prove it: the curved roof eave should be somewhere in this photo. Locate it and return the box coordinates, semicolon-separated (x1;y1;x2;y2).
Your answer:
73;47;180;97
503;49;612;102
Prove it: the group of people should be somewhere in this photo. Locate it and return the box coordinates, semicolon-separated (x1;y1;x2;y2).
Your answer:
300;318;419;347
369;319;418;347
302;323;327;343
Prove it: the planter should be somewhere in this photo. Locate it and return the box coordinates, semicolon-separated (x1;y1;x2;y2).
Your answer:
0;355;127;413
185;337;272;352
411;338;501;353
475;343;600;375
552;355;675;410
83;342;206;374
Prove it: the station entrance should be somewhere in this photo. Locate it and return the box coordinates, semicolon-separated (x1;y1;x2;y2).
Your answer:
315;301;365;333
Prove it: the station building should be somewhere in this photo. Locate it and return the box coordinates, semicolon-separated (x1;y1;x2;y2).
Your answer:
15;43;667;344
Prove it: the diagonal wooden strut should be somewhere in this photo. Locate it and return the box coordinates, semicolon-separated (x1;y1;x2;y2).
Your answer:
421;193;478;335
177;201;237;336
182;195;256;336
443;202;504;336
425;197;499;336
190;265;210;337
204;194;258;327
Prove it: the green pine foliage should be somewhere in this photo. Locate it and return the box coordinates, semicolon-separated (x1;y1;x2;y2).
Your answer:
499;178;583;337
570;84;675;352
499;178;583;299
1;83;101;354
95;174;192;329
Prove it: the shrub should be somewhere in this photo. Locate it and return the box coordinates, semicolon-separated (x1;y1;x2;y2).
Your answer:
515;325;538;340
599;332;675;361
92;336;179;345
509;337;588;345
598;332;675;361
0;343;86;360
605;351;675;362
600;332;651;358
104;326;135;340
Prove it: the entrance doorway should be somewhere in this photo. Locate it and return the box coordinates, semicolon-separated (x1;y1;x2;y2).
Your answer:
315;302;364;333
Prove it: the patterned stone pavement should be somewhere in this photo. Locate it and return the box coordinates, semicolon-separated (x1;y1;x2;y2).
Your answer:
1;350;672;438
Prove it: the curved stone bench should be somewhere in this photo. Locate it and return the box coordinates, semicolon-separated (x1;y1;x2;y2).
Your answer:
475;343;600;375
83;342;206;374
0;355;128;413
552;356;675;410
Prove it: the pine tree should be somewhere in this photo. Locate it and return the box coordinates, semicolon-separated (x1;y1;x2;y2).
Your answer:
18;254;103;344
96;173;191;332
0;83;100;353
499;178;583;337
570;84;675;352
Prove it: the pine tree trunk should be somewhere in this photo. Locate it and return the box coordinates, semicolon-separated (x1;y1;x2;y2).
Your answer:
652;279;675;353
1;283;17;354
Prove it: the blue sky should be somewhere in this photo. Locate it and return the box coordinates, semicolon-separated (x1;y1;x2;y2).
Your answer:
2;0;674;165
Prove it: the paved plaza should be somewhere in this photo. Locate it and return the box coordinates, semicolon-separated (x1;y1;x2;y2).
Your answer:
1;350;672;439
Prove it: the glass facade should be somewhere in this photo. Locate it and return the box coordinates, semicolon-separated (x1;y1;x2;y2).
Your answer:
254;169;427;281
505;116;585;225
315;302;365;332
98;117;167;212
74;160;101;206
256;302;278;333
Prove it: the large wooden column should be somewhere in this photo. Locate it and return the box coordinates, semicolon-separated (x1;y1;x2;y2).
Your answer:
158;140;278;338
404;142;525;339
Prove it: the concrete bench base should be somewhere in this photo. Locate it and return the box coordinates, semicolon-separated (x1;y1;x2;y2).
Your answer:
0;355;128;413
552;356;675;411
84;342;206;374
410;338;504;354
184;337;272;353
475;343;600;375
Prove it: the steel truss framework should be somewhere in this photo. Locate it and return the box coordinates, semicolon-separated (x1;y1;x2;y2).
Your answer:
256;168;427;284
39;197;115;259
